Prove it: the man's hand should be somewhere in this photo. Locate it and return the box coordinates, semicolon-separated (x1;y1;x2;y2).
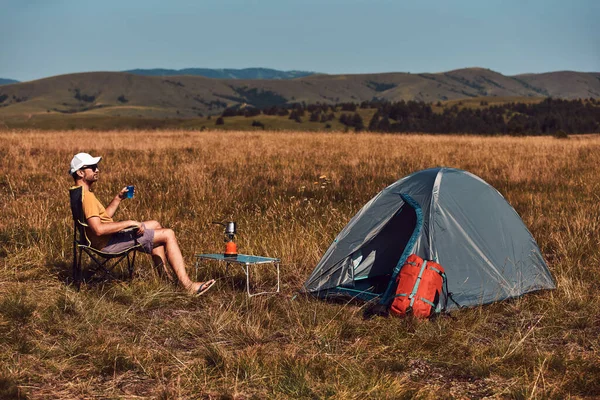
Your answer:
136;222;145;236
106;187;129;217
117;187;129;200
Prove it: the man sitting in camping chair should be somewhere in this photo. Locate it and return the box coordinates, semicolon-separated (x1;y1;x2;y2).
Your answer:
69;152;215;295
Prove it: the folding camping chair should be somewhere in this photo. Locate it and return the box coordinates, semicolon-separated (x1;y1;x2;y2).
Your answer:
69;186;141;289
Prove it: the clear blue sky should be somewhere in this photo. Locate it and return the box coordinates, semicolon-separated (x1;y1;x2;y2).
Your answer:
1;0;598;82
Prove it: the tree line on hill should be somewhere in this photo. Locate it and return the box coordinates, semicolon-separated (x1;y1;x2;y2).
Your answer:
219;98;599;135
365;98;599;135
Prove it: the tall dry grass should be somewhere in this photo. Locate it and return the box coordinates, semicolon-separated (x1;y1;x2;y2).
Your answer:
0;130;599;399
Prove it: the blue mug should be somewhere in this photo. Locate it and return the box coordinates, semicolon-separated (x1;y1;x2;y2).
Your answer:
125;185;135;199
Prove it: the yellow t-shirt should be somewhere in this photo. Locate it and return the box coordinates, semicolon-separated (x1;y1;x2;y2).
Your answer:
82;189;113;249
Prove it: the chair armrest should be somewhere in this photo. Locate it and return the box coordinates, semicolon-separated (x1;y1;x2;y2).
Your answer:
120;226;139;233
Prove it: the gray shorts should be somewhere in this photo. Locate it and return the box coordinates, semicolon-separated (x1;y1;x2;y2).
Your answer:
102;227;155;254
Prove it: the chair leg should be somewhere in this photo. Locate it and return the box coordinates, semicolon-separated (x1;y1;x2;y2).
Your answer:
76;248;139;286
74;247;82;290
128;250;137;279
72;243;77;284
85;250;122;281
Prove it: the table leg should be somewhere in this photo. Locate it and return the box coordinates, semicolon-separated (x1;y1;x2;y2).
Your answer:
276;262;280;294
245;262;281;297
245;263;251;297
195;256;280;297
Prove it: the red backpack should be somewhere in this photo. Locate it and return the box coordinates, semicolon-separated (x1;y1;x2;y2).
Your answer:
390;254;447;318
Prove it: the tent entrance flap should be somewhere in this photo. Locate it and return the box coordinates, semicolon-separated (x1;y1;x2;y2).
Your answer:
337;198;418;297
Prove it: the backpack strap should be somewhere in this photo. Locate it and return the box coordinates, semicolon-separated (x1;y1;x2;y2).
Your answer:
419;297;436;307
437;271;447;313
408;260;428;309
422;265;449;313
425;266;445;311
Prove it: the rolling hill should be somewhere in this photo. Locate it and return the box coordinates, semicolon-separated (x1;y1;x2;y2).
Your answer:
0;68;598;119
124;67;315;80
0;78;19;85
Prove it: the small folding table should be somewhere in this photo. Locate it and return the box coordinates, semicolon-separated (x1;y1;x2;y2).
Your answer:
194;253;280;297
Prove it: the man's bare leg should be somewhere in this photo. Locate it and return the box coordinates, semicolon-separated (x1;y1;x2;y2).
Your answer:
152;228;212;293
152;245;176;282
143;220;175;281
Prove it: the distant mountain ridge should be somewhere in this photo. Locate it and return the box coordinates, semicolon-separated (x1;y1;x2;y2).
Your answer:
0;78;19;85
124;67;315;80
0;68;598;118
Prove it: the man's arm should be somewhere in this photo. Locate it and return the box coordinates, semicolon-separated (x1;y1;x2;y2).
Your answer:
105;187;128;218
86;216;142;237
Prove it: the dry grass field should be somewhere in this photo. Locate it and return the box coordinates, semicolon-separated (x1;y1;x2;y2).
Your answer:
0;130;599;399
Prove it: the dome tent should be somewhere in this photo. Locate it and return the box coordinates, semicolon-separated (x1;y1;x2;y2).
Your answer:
302;168;555;310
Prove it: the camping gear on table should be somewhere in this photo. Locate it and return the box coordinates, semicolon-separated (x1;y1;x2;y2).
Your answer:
390;254;446;318
197;222;280;297
213;221;238;257
302;167;555;312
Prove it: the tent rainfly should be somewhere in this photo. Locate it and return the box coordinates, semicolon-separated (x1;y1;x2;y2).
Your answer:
303;167;555;310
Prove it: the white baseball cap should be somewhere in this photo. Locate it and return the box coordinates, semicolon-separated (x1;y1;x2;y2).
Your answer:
69;152;102;174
